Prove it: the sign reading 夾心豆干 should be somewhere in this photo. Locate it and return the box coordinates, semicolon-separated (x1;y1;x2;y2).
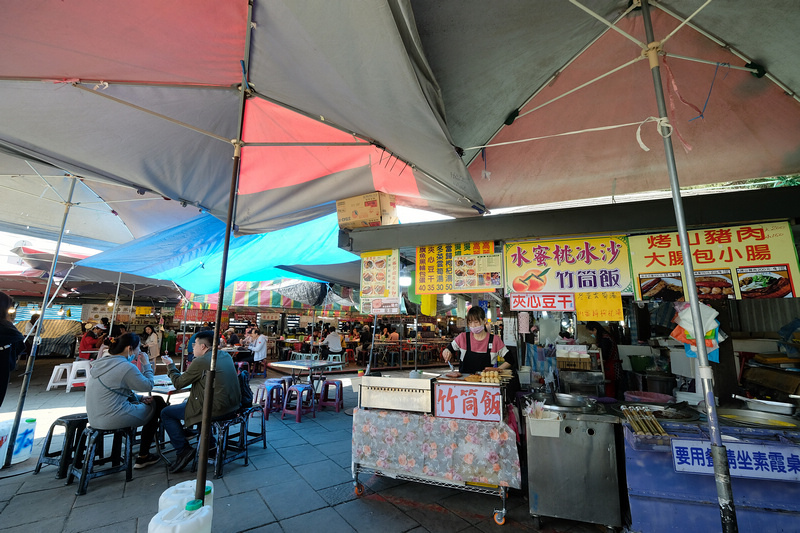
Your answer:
509;292;575;312
415;241;501;294
671;438;800;482
504;236;632;294
629;221;799;301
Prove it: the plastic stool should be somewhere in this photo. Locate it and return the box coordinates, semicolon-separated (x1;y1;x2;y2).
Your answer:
327;353;344;371
67;426;134;495
345;349;356;365
282;384;316;423
46;363;73;391
254;382;284;420
66;359;92;392
243;405;266;449
35;413;88;479
318;380;344;413
192;413;247;478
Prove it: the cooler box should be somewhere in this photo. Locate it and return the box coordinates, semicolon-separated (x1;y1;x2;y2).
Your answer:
624;422;800;532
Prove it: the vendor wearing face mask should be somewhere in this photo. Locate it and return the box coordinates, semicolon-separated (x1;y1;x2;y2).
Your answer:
442;306;510;374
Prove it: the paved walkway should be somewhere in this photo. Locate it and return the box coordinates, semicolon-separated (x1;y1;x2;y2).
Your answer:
0;357;608;532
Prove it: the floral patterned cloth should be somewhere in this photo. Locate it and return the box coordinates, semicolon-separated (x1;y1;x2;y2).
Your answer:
352;408;521;488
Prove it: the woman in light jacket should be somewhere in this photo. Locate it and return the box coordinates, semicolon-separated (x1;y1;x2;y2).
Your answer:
249;328;267;374
85;333;165;469
142;325;161;365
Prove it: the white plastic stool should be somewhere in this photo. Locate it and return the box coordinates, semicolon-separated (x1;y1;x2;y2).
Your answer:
327;353;343;371
66;360;92;392
46;363;73;391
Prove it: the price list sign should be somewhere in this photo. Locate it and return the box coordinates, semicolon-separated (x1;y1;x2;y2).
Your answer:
416;241;500;294
360;249;399;307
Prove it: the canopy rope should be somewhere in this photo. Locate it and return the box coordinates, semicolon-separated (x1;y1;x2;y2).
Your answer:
465;115;672;153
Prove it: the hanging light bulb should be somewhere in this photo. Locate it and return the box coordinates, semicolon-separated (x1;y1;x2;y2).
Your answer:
443;294;452;305
487;309;492;320
107;300;114;307
57;306;65;316
8;304;15;315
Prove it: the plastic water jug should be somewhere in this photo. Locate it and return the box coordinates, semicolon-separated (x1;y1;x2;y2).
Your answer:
0;418;36;465
158;480;214;512
148;499;212;533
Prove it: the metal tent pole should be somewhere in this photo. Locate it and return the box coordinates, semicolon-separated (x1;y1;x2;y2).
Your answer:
5;178;76;467
108;271;122;333
365;317;378;375
640;2;737;530
127;283;136;331
194;0;253;503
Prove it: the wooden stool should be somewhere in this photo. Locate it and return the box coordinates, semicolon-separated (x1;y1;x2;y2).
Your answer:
35;413;88;479
67;426;134;495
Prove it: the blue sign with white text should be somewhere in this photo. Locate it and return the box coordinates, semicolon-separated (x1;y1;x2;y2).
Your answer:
672;438;800;482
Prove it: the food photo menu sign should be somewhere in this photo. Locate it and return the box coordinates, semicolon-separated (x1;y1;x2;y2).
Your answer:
415;241;501;294
629;221;799;301
359;249;399;313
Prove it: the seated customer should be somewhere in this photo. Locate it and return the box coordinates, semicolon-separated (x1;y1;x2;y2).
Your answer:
85;333;165;469
320;328;343;357
160;330;241;473
388;327;400;341
79;324;107;360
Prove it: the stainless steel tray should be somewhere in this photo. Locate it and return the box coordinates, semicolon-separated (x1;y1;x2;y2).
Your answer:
715;408;800;429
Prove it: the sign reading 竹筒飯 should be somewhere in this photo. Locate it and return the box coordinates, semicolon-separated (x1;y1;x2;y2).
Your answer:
415;241;501;294
671;438;800;481
509;293;575;312
434;382;502;422
504;236;632;294
574;291;623;321
629;221;799;301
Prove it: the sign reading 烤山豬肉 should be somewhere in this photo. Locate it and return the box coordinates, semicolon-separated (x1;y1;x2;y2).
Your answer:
629;221;799;301
504;236;632;295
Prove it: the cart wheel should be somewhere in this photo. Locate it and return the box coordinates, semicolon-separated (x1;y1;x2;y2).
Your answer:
493;512;506;526
354;483;364;497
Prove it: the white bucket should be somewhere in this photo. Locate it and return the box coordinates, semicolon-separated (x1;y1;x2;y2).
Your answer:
158;480;214;512
0;418;36;465
148;499;212;533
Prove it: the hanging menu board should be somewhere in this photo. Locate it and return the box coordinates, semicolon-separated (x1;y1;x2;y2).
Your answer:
629;222;799;301
504;236;632;294
360;250;400;312
415;241;501;294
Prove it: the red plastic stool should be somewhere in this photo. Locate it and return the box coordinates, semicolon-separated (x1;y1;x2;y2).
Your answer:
255;383;284;420
318;380;344;413
345;349;356;365
282;383;316;423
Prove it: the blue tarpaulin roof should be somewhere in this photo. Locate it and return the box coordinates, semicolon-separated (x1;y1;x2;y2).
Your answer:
77;213;358;294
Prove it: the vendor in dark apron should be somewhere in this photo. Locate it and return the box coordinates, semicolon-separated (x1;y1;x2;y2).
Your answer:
443;306;512;374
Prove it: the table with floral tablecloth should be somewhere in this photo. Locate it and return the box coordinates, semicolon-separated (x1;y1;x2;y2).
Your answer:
352;408;521;488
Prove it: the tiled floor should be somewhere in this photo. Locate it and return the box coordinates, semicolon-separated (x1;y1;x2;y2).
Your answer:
0;358;611;532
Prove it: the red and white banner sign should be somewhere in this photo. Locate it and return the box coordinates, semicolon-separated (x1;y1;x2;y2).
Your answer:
434;383;502;422
509;292;575;312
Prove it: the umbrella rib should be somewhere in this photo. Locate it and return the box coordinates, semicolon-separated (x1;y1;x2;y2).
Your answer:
71;83;233;145
568;0;646;49
243;142;369;147
26;161;68;204
659;0;713;45
518;55;644;120
662;53;757;73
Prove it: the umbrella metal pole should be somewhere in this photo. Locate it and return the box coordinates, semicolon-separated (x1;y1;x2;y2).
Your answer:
109;271;122;333
195;1;253;503
640;2;737;530
5;178;76;467
365;317;377;375
127;284;136;331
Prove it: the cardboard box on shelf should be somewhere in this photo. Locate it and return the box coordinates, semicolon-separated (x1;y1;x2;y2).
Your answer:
336;192;398;230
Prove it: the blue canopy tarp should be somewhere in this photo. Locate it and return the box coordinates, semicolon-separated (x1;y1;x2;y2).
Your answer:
77;212;358;294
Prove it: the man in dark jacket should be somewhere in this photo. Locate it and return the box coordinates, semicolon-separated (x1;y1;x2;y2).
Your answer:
160;330;241;473
0;292;24;407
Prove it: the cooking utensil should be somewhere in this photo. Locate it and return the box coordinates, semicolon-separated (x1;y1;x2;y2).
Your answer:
447;360;454;372
732;394;796;415
555;393;590;407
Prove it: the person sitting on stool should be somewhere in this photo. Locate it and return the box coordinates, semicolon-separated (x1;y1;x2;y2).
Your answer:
320;328;343;358
160;330;241;473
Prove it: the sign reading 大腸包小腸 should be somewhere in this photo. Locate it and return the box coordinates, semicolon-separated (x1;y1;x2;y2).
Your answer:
629;221;799;301
415;241;501;294
504;236;632;295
